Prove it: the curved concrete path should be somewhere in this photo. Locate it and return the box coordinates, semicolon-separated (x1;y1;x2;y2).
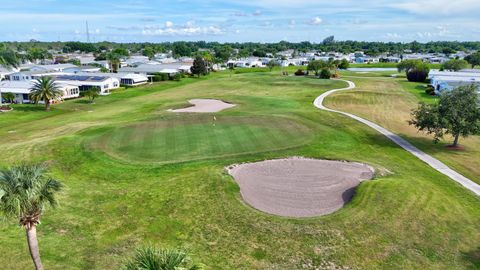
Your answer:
314;79;480;196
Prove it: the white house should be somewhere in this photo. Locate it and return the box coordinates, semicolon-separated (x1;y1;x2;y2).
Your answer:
63;65;102;73
429;70;480;94
29;63;77;72
119;63;192;75
6;70;63;81
0;67;17;81
53;75;119;95
0;80;80;104
71;72;149;86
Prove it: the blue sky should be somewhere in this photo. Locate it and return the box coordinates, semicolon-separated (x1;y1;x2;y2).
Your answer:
1;0;479;43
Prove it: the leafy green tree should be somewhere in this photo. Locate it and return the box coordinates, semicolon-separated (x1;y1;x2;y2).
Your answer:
397;60;430;82
441;59;469;71
213;45;232;63
123;247;199;270
409;84;480;147
319;68;332;79
27;47;51;63
338;59;350;69
307;60;326;76
29;77;63;111
143;46;156;60
464;52;480;68
172;42;192;57
112;47;130;57
0;163;63;270
84;87;100;103
267;60;278;71
190;56;208;77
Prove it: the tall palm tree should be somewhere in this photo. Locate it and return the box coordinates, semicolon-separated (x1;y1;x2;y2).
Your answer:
124;247;199;270
29;77;63;111
107;52;121;73
0;164;63;270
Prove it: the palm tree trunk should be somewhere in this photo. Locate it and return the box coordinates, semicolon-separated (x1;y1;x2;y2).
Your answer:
26;226;44;270
45;100;50;111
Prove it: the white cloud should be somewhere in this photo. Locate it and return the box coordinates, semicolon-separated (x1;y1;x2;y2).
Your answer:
289;19;296;28
142;21;224;36
253;10;262;16
308;16;322;25
165;21;174;28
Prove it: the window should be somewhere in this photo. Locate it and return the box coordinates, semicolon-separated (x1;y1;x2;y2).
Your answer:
104;84;109;89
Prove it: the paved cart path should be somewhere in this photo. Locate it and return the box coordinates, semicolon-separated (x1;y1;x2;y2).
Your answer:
314;79;480;196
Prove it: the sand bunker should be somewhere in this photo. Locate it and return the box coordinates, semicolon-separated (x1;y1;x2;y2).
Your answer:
227;158;374;217
168;99;235;113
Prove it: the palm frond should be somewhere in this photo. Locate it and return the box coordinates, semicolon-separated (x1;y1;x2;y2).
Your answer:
123;247;199;270
0;163;63;226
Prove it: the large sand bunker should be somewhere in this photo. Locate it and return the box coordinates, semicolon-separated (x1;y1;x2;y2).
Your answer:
227;158;374;217
168;99;236;113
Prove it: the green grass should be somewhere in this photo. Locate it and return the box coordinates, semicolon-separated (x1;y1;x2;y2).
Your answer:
0;72;479;269
86;115;313;164
326;74;480;184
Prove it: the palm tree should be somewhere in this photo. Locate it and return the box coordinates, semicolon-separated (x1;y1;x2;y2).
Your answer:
0;163;63;270
0;45;18;68
84;87;100;103
2;92;15;103
29;77;63;111
124;247;199;270
107;52;121;73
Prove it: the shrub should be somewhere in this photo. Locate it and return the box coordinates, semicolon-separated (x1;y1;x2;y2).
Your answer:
319;68;331;79
294;69;305;76
425;85;435;95
173;73;182;81
152;73;169;82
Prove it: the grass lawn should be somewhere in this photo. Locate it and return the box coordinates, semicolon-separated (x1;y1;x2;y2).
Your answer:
327;71;480;184
0;72;479;269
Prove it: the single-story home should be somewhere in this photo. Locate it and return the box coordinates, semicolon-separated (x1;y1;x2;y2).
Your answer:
29;63;78;72
63;65;102;73
119;63;192;75
53;75;120;95
0;80;80;104
430;76;480;94
71;72;149;86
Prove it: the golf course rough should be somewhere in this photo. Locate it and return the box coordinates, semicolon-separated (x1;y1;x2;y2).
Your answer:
86;115;314;164
227;157;375;217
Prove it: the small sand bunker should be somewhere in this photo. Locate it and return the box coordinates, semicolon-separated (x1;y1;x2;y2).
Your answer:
168;99;235;113
227;158;374;218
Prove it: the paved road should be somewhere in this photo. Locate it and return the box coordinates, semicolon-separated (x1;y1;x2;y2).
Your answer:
314;79;480;196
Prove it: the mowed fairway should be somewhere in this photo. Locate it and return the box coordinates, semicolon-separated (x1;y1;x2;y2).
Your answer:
87;115;312;164
0;72;479;269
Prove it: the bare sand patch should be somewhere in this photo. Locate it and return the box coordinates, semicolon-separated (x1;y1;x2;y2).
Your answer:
168;99;236;113
227;157;374;218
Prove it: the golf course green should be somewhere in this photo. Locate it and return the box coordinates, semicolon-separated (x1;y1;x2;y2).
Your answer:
0;70;479;269
86;115;313;164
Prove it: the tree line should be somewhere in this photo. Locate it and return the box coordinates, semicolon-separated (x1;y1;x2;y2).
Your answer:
3;40;480;58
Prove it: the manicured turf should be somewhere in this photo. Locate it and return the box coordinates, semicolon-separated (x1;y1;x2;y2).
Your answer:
327;72;480;184
87;115;312;164
0;72;479;269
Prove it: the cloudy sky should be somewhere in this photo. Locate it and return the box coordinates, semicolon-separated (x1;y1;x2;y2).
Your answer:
1;0;479;43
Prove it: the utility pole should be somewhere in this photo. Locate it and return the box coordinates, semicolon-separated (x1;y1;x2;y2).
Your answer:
86;21;90;43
